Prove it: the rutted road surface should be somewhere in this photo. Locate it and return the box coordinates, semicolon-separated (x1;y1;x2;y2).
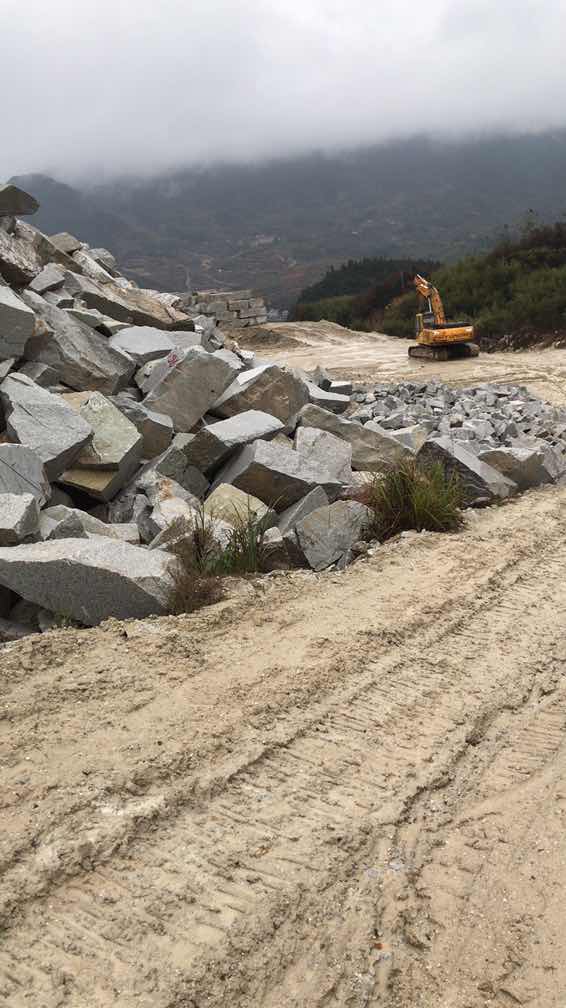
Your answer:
3;326;566;1007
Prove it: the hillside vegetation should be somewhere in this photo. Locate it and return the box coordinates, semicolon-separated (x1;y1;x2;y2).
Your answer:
293;256;440;329
381;221;566;350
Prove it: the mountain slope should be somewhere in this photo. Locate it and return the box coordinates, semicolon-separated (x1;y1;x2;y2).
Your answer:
12;129;566;307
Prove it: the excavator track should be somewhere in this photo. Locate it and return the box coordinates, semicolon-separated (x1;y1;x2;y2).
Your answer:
408;341;480;361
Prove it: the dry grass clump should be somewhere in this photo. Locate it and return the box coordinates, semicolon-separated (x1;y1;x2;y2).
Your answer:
165;504;273;614
357;459;464;542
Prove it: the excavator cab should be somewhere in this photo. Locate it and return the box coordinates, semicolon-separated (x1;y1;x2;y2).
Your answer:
409;275;479;361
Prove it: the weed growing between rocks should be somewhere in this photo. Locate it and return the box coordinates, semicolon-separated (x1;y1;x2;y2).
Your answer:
358;459;464;542
165;505;274;614
215;504;272;576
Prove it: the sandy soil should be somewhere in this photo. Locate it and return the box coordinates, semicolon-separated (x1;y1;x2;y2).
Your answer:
3;324;566;1007
240;320;566;404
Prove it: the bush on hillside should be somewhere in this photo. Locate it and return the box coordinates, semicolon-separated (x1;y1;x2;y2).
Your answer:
381;222;566;348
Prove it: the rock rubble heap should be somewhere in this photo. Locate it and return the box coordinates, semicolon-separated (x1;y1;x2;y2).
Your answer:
0;183;565;640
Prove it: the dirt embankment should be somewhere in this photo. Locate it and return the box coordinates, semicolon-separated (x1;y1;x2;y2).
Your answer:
4;324;566;1007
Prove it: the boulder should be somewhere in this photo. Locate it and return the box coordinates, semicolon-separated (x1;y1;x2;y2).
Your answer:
21;291;135;394
72;248;116;285
305;381;350;414
181;410;284;474
330;381;353;395
418;437;517;505
28;263;66;295
0;445;50;505
289;501;372;571
294;427;352;482
0;184;39;217
213;439;344;511
0;285;36;359
0;537;176;625
149;437;210;498
0;224;43;286
211;364;310;426
0;373;93;479
262;528;292;571
109;326;175;364
18;362;61;387
390;424;429;452
479;443;560;490
50;232;82;255
59;392;143;501
0;493;40;546
134;358;165;394
39;505;139;544
277;486;330;535
112;399;173;459
141;496;199;543
143;347;239;432
297;405;414;471
204;484;277;530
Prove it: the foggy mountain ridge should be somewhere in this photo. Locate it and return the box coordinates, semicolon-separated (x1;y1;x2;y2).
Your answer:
12;129;566;309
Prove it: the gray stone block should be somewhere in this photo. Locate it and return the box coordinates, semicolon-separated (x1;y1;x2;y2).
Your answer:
58;391;143;502
277;486;330;536
418;436;517;505
294;427;352;482
305;381;350;414
297;405;414;472
204;483;277;530
109;326;175;364
0;184;39;217
289;501;372;571
0;285;36;359
0;493;40;545
144;346;239;432
21;290;135;394
0;373;93;479
28;263;66;295
213;439;343;511
0;537;175;625
0;444;50;505
211;364;310;426
181;410;284;474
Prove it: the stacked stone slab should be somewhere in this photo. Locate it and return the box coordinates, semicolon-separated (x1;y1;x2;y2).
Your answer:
186;289;268;329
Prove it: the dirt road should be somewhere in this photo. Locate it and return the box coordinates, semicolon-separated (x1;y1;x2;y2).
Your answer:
4;324;566;1006
242;320;566;404
3;476;566;1006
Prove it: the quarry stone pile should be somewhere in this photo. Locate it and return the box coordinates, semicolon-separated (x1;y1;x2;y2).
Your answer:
184;289;268;329
1;181;566;640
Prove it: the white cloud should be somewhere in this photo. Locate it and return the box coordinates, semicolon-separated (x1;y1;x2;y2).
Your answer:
1;0;565;179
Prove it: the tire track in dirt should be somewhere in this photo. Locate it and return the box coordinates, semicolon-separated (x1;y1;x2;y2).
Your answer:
2;490;566;1006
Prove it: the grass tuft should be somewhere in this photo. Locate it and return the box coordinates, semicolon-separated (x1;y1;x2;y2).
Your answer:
357;459;464;542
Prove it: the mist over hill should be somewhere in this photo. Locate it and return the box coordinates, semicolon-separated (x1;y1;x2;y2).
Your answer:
13;129;566;309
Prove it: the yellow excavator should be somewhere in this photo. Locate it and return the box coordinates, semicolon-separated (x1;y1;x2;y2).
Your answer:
409;274;479;361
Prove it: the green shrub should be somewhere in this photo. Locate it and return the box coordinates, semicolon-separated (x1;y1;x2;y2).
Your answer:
357;460;464;542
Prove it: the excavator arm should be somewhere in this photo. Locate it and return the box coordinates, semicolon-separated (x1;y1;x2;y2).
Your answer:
413;273;446;325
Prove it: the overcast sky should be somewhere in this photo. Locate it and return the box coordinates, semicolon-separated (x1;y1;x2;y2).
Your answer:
2;0;566;180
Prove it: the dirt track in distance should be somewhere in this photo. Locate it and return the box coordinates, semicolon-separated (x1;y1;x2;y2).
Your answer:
3;324;566;1007
241;319;566;404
